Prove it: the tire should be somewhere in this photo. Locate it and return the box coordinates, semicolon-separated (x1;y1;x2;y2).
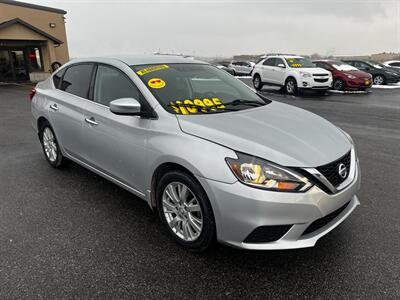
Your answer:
333;78;344;90
39;121;65;168
232;70;236;76
156;170;215;252
285;77;297;95
253;74;263;91
373;75;385;85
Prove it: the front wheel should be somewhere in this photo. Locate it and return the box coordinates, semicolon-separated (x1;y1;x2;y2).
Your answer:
373;75;385;85
156;170;215;252
333;78;344;90
253;74;263;91
285;78;297;95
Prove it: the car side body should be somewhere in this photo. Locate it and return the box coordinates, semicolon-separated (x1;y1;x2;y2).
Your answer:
252;55;332;94
313;60;372;91
228;60;255;76
31;55;360;251
342;59;399;85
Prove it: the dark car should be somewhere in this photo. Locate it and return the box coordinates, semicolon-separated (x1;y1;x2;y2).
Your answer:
342;59;399;85
313;60;372;91
368;60;400;79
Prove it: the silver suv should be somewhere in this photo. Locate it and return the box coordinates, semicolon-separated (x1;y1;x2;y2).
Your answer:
31;55;360;252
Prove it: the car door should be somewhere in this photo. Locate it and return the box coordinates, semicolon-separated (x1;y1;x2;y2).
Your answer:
49;63;94;160
272;58;287;84
81;64;152;194
261;58;277;84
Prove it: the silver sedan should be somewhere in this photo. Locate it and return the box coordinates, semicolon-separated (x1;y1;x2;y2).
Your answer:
31;55;360;252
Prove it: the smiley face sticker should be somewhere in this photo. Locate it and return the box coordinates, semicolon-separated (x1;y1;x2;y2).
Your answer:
148;78;166;89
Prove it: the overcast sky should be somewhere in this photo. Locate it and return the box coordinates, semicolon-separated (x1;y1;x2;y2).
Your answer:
24;0;400;58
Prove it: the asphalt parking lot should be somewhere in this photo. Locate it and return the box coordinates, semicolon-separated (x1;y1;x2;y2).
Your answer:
0;82;399;299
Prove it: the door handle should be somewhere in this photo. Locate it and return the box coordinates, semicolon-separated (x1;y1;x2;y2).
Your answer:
49;104;58;111
85;117;98;126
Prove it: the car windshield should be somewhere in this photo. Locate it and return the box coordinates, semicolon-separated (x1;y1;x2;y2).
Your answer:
285;57;315;68
331;62;358;71
366;60;383;69
132;63;268;115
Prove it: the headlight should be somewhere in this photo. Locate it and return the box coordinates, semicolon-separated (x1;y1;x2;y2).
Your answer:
226;152;313;192
346;74;356;79
300;71;311;78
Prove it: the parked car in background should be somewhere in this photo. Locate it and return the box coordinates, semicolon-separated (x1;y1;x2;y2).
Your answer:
31;55;360;252
228;60;255;76
313;60;372;91
213;64;235;75
252;55;332;95
342;59;399;85
383;60;400;69
370;61;400;79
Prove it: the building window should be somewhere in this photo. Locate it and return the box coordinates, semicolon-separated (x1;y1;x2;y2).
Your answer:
27;47;43;72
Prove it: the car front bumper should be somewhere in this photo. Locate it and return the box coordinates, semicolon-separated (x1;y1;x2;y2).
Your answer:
299;77;333;90
197;157;360;250
344;77;372;89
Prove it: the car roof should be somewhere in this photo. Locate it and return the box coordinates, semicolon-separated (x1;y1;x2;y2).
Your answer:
69;54;207;66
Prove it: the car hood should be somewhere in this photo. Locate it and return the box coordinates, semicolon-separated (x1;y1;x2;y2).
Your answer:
298;67;330;75
176;101;351;168
345;70;371;78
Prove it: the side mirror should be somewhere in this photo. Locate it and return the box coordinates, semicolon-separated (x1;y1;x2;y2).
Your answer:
277;63;286;68
110;98;141;115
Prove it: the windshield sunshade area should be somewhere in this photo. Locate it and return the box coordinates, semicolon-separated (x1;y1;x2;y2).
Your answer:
285;57;316;68
332;63;358;71
132;63;268;115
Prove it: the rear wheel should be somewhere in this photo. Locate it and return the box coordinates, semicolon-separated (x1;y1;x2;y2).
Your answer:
156;170;215;252
373;75;385;85
333;78;344;90
253;74;263;91
39;121;65;168
285;77;297;95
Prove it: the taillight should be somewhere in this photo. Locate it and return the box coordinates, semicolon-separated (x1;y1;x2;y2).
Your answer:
29;88;36;101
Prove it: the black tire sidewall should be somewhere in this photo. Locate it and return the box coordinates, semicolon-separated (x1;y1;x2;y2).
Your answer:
39;122;63;168
253;74;262;90
333;78;344;90
156;170;215;252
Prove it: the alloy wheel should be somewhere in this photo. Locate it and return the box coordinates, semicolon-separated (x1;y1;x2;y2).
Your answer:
286;80;295;94
333;79;343;90
254;76;260;89
42;127;57;162
162;182;203;242
373;75;384;85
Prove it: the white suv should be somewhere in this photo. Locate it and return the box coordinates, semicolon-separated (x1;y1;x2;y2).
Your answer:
252;55;332;95
228;60;255;76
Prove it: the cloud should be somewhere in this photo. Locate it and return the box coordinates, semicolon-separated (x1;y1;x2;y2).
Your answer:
24;0;399;57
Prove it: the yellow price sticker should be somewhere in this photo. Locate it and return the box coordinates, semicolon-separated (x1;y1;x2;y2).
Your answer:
171;98;225;115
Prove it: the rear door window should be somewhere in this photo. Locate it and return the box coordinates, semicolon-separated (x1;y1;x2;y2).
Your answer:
61;64;94;99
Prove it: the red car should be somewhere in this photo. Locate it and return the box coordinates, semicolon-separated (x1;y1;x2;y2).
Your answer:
313;60;372;91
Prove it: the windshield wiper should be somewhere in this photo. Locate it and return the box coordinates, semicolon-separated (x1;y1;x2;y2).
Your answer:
223;99;265;107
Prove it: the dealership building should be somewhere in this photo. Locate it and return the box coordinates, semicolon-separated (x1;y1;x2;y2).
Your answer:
0;0;69;82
